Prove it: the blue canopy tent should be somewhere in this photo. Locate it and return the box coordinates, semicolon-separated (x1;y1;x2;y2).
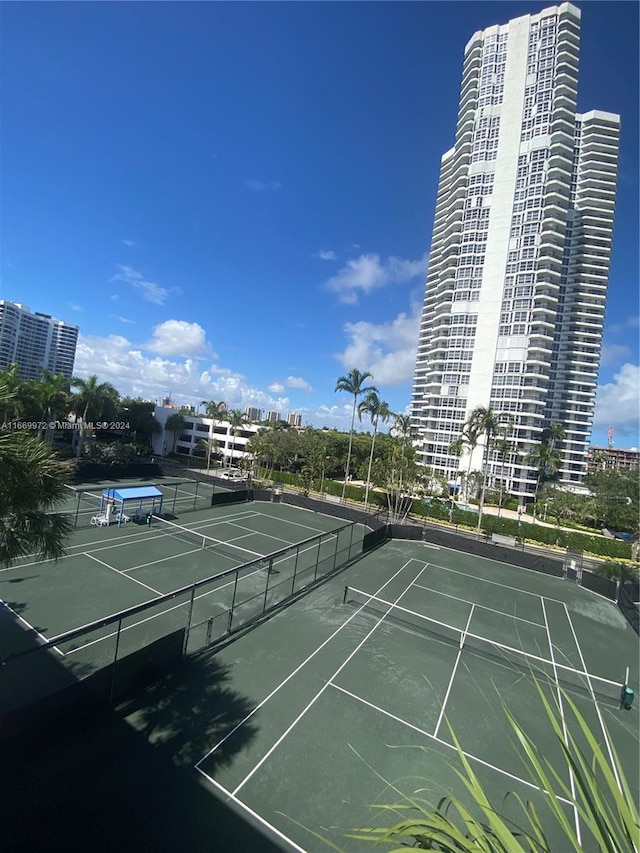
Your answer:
101;486;164;526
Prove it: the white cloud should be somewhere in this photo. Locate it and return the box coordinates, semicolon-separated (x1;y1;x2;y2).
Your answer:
285;376;313;392
315;249;336;261
269;382;285;394
121;239;137;247
67;303;83;312
245;179;281;191
324;252;428;304
146;320;213;357
600;343;632;367
118;316;135;324
605;315;640;336
335;307;420;386
593;363;640;438
111;264;175;305
74;332;291;412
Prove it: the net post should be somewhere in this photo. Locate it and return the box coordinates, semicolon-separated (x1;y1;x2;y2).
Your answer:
75;491;81;528
342;585;349;605
182;587;197;656
172;484;178;514
193;479;200;511
262;558;273;611
109;618;123;706
313;534;324;583
290;544;300;596
229;569;240;618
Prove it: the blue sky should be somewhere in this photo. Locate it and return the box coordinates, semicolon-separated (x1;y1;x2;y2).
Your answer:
2;1;638;447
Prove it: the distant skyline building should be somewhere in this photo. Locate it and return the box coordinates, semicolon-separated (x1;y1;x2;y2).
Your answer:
245;406;262;422
265;410;280;423
410;3;619;497
286;412;302;428
0;301;79;380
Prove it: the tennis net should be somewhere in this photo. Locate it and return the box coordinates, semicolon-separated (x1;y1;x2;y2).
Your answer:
149;515;266;565
343;586;627;707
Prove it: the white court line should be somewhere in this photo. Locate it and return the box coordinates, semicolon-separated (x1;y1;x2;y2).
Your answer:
194;557;425;770
64;536;334;656
226;520;294;546
426;562;567;605
541;599;581;844
1;510;262;569
232;568;426;797
413;581;545;628
62;567;264;655
421;542;441;549
123;531;266;575
195;769;306;853
433;603;475;739
250;511;328;536
85;553;162;595
330;683;573;806
0;599;65;657
562;603;624;791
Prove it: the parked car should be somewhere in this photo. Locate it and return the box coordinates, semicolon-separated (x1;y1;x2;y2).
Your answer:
218;469;247;481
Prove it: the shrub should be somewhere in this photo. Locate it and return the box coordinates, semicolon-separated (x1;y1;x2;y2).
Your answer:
478;515;632;559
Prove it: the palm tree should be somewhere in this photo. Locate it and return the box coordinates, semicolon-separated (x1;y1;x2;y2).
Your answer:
33;370;71;443
164;413;186;454
466;406;512;533
71;374;120;457
493;434;515;518
200;400;227;469
201;400;227;422
452;423;481;504
0;382;73;566
447;436;465;501
527;441;563;520
0;362;27;421
246;429;271;479
335;369;377;500
197;436;220;472
392;413;414;496
225;409;248;467
358;391;392;509
542;421;566;450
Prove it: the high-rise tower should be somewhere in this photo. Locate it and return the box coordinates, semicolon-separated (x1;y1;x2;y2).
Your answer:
410;3;619;497
0;301;79;380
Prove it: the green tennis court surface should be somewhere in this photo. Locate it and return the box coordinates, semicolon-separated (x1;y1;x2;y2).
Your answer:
2;506;637;852
0;500;359;656
115;539;638;853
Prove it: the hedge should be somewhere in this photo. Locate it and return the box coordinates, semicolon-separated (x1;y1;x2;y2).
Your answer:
479;514;631;559
254;475;631;560
258;469;387;508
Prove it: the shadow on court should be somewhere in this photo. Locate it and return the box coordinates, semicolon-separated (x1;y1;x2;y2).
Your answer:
117;652;258;770
1;654;277;853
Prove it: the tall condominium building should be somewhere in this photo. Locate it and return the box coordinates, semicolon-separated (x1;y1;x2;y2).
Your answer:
286;412;302;428
410;3;619;498
265;410;280;423
0;301;79;380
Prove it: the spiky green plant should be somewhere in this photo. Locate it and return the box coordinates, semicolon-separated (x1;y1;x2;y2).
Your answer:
283;676;638;853
345;680;638;852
